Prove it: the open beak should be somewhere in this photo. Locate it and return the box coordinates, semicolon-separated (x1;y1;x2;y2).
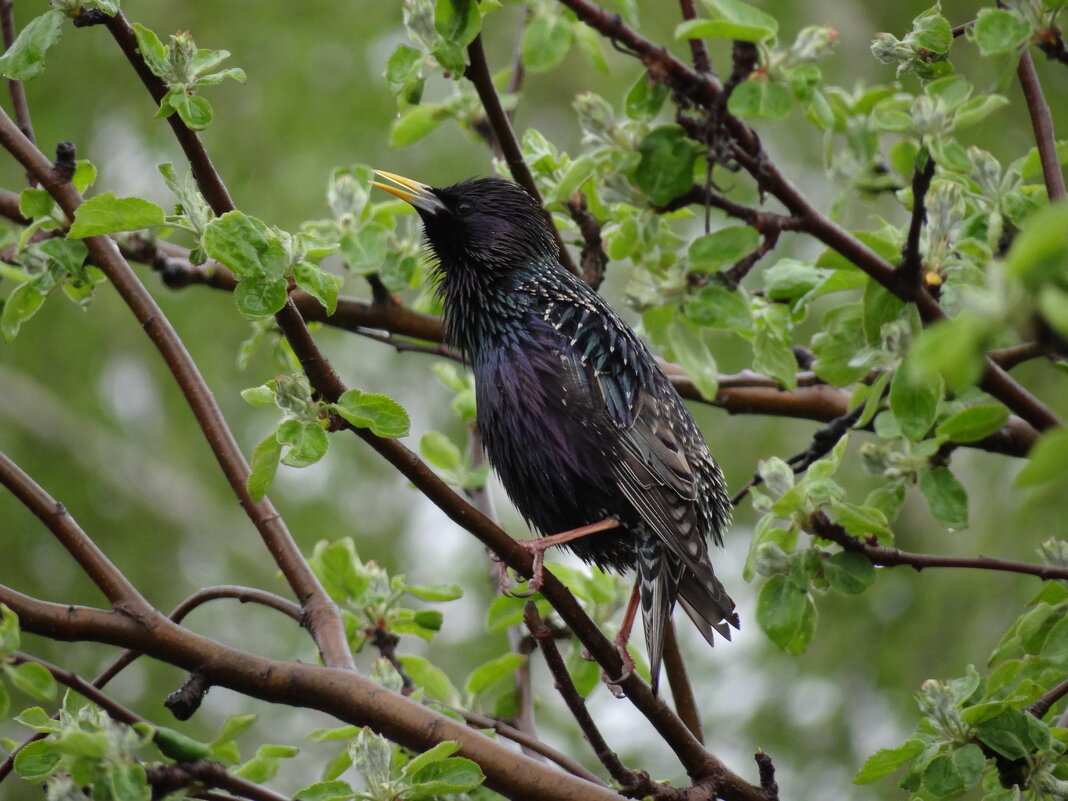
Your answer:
372;170;446;214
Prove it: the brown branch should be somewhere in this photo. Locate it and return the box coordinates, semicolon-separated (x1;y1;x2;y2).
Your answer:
98;11;235;213
1026;677;1068;719
0;0;33;150
147;760;293;801
464;33;579;277
1016;48;1066;202
456;708;606;784
559;0;1063;434
525;603;673;799
565;194;608;290
0;450;149;609
678;0;713;75
0;591;630;801
662;621;703;743
810;511;1068;581
0;110;354;672
896;151;936;298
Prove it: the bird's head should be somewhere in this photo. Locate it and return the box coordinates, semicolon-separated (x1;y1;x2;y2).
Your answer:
372;172;559;280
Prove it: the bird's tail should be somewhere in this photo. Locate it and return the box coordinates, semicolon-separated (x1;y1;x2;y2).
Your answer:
637;537;682;695
677;560;739;645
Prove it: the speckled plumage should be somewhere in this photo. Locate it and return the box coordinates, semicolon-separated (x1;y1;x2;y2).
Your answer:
393;175;737;691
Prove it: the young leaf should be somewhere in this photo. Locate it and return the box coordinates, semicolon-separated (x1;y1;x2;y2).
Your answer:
465;653;526;696
435;0;481;49
969;8;1031;56
688;226;759;271
634;125;697;206
0;10;63;81
756;573;808;650
247;433;283;500
854;738;924;784
420;431;462;471
677;0;778;43
1015;427;1068;487
8;661;57;702
13;738;61;782
935;404;1009;443
332;390;410;438
918;467;968;530
68;193;166;238
889;365;940;441
666;321;718;400
522;14;574;72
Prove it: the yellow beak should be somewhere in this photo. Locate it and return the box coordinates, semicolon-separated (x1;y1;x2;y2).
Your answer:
372;170;445;214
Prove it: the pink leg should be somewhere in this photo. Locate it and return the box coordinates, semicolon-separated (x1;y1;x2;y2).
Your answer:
516;518;619;592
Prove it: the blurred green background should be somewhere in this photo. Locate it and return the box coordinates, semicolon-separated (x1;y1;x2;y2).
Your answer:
1;1;1066;799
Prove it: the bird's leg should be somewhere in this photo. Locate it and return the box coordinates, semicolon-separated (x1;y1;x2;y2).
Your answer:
604;580;639;691
516;518;620;592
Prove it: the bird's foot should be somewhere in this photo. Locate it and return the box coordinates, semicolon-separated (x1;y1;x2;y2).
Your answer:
581;640;635;699
513;518;622;593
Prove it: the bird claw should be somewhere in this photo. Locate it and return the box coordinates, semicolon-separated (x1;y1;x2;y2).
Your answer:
596;642;635;699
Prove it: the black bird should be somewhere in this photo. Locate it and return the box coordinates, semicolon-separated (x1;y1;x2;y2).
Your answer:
374;172;738;691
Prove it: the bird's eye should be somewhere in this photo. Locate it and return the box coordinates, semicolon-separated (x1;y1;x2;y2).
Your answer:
457;201;472;215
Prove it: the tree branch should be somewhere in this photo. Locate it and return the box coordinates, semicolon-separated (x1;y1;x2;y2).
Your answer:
464;33;579;276
662;621;703;743
896;151;936;298
0;590;635;801
0;109;354;672
0;0;34;148
1016;48;1066;202
558;0;1063;434
0;450;149;610
809;511;1068;582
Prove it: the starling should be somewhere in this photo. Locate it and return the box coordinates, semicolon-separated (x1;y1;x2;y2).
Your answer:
373;172;738;691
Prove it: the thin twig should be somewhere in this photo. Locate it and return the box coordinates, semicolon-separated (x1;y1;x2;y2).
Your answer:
1016;48;1066;202
456;707;606;784
1026;677;1068;719
678;0;713;75
0;450;149;609
559;0;1063;434
810;511;1068;581
464;33;579;276
662;621;703;743
0;0;34;149
896;151;936;297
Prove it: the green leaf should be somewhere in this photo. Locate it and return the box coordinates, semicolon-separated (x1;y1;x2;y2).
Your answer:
234;274;288;319
203;211;285;278
1;280;49;341
728;78;793;120
0;10;63;81
420;431;462;471
406;756;485;798
1016;427;1068;487
485;594;551;632
292;261;341;316
1041;614;1068;664
935;404;1009;443
163;88;214;129
132;23;168;76
390;104;448;148
969;8;1031;55
666;321;718;400
331;389;410;438
247;433;283;500
295;780;354;801
678;0;778;42
0;605;19;653
854;738;924;784
827;499;892;542
634;125;697;206
9;662;57;702
889;365;940;441
685;284;753;333
435;0;481;48
862;280;905;345
918;467;968;530
688;226;759;270
909;314;989;393
15;707;60;733
402;582;463;602
278;420;329;468
386;44;424;95
399;654;461;704
923;753;963;796
752;325;797;390
13;738;61;782
68;193;165;238
465;653;526;696
154;727;213;761
401;741;461;778
19;188;53;219
757;573;808;651
976;711;1030;759
625;72;669;120
823;550;877;595
1006;202;1068;289
522;15;574;72
763;259;824;303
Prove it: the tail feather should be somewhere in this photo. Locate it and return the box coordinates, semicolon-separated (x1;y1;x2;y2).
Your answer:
677;562;739;644
637;538;681;695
